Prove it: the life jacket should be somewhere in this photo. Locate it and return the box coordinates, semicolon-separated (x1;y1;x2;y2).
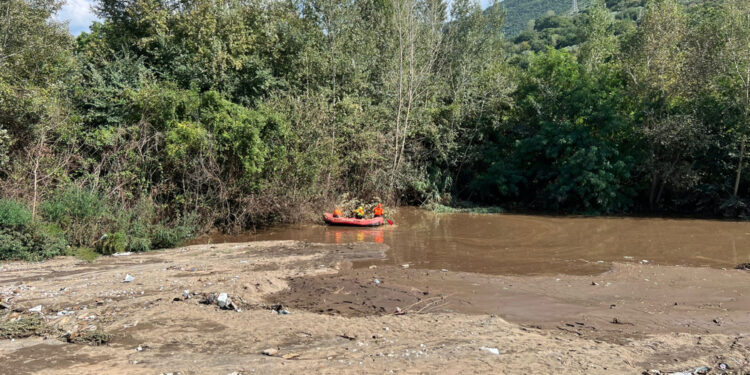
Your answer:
333;208;342;217
373;204;383;216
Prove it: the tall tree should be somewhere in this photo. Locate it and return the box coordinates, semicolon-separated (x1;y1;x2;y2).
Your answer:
387;0;445;196
622;0;698;209
715;0;750;196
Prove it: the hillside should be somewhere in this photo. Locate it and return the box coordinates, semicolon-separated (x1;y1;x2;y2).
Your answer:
499;0;591;36
499;0;708;37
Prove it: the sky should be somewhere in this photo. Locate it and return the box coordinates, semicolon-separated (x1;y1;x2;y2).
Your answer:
55;0;99;36
55;0;496;36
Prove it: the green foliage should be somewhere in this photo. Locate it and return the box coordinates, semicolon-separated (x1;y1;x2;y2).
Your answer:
42;187;106;246
0;199;32;228
472;49;637;213
0;221;67;261
97;231;127;255
64;247;100;262
150;216;196;249
3;0;750;260
498;0;591;37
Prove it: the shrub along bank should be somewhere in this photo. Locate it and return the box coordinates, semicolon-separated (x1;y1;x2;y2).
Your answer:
0;194;194;261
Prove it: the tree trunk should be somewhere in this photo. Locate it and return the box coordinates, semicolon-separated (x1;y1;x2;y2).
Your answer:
733;137;745;196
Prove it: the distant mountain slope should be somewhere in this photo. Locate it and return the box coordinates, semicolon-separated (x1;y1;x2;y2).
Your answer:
498;0;708;38
499;0;589;37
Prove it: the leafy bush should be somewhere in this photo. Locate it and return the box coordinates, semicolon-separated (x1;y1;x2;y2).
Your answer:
127;236;151;252
150;216;196;249
0;222;67;261
42;187;106;246
97;231;127;255
0;199;32;228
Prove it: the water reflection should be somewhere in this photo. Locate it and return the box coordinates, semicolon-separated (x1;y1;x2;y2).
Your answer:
325;228;384;244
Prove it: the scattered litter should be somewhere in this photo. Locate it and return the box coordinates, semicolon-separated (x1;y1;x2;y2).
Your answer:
624;256;634;260
136;345;143;352
56;310;74;316
719;363;728;370
394;307;405;315
262;348;278;356
217;293;233;309
28;305;42;313
269;304;289;314
123;274;135;283
441;269;448;272
200;293;238;310
401;264;409;269
693;366;710;374
113;252;133;257
480;346;500;355
183;290;190;299
369;265;377;269
374;279;381;285
640;259;649;264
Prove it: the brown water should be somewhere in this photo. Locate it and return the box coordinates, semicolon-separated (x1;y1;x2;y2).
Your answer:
189;208;750;275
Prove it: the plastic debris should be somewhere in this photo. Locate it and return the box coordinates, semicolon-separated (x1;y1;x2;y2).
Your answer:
262;348;278;356
217;293;230;308
28;305;42;313
113;252;133;257
480;347;500;355
123;274;135;283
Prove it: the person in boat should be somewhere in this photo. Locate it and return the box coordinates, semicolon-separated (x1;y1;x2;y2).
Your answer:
373;203;383;217
353;206;365;219
333;208;343;218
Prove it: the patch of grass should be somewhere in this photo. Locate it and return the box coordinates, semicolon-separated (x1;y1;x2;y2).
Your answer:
0;314;56;339
65;328;111;346
64;247;100;262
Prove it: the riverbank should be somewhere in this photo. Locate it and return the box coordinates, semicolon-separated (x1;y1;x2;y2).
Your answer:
1;240;748;374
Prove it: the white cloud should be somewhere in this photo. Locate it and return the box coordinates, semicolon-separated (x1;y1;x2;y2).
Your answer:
55;0;100;36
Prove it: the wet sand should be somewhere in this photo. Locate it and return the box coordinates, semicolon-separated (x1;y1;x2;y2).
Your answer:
1;240;748;374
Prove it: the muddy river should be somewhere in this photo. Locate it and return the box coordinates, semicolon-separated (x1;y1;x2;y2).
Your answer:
190;208;750;275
